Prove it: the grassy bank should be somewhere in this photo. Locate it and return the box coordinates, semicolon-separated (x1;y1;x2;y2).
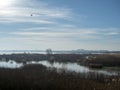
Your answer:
83;54;120;67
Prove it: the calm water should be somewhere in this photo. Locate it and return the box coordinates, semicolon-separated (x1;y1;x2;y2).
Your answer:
0;60;23;68
0;60;119;76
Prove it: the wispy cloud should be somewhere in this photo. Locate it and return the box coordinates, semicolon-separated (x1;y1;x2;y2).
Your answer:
1;27;120;50
0;17;55;24
0;0;72;24
9;25;120;41
9;27;120;40
106;32;120;35
0;0;120;50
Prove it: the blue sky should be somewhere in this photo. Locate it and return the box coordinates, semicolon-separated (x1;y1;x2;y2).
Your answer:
0;0;120;50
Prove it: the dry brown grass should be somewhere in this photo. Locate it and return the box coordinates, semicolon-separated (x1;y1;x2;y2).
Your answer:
0;64;120;90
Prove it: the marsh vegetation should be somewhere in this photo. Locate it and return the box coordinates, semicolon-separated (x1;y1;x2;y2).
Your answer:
0;53;120;90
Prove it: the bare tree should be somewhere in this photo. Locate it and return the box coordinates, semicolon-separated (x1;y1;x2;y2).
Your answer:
46;48;52;55
46;48;54;61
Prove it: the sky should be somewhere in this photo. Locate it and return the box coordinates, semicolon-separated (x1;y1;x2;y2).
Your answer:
0;0;120;50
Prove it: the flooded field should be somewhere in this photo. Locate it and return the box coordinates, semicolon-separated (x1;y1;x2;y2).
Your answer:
0;59;120;90
0;60;119;77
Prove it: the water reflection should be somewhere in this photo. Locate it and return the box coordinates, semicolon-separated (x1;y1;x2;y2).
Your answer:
0;60;23;69
27;61;118;76
0;60;119;76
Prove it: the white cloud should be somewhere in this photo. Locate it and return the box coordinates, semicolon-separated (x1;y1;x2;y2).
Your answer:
106;32;119;35
0;0;72;24
1;27;120;50
0;17;55;24
8;27;120;41
8;29;98;40
0;0;120;50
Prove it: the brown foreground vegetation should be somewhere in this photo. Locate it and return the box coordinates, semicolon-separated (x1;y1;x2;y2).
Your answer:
0;64;120;90
83;54;120;67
